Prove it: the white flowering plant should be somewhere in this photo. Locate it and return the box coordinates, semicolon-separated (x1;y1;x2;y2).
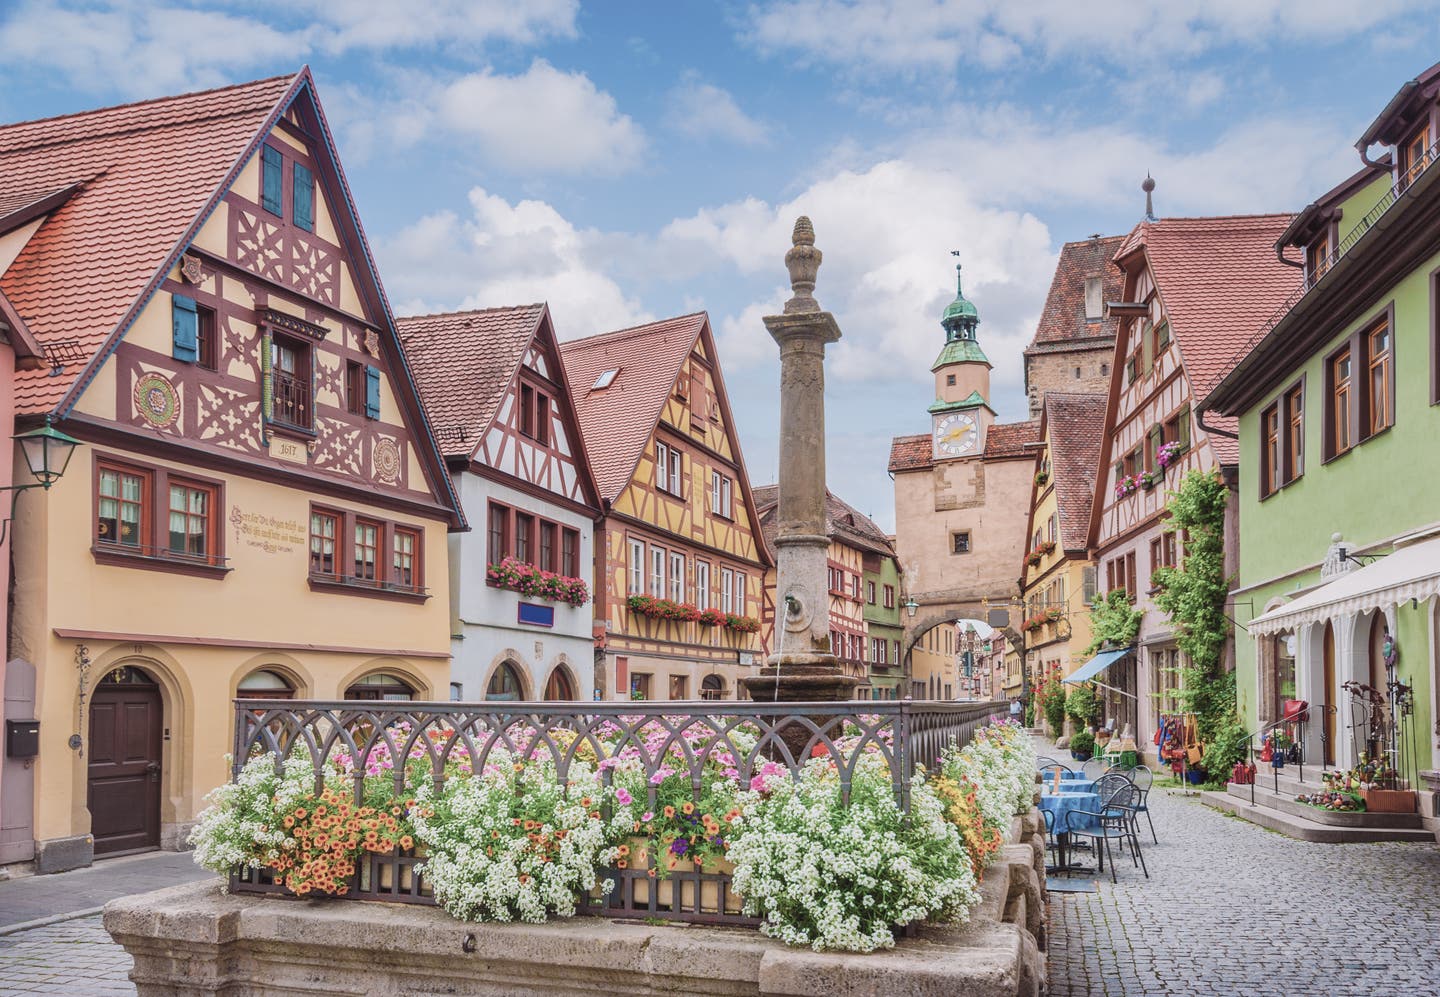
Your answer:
940;719;1037;831
410;759;617;923
726;753;979;953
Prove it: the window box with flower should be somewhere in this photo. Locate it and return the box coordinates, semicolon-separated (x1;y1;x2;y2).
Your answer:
487;556;589;606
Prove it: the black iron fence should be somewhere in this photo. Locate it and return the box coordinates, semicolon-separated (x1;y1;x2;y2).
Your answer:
228;698;1005;921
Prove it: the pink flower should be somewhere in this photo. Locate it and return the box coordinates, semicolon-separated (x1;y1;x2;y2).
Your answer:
615;788;632;805
641;810;654;822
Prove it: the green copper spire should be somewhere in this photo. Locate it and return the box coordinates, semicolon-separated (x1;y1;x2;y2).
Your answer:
933;261;988;369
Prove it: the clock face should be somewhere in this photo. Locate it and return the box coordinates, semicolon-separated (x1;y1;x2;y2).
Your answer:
934;412;979;456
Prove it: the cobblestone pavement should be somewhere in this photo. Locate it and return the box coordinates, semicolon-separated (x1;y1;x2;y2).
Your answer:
0;851;209;929
0;915;133;995
1047;781;1440;996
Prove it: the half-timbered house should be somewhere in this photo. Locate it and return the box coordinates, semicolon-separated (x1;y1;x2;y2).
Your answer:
1084;213;1294;752
401;305;601;703
754;486;901;697
560;314;771;702
0;71;462;872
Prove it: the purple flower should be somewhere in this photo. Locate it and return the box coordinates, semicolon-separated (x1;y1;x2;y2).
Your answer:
670;839;688;856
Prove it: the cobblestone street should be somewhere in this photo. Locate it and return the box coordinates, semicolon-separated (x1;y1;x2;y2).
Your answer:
1048;782;1440;997
0;915;132;995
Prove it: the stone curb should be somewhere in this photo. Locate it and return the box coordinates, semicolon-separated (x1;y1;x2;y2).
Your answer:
0;905;105;937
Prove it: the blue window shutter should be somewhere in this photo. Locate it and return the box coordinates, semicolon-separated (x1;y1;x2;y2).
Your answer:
293;163;314;232
364;365;381;419
261;145;282;215
172;295;198;362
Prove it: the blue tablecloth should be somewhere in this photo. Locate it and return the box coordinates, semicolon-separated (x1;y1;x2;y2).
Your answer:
1059;770;1090;781
1038;790;1101;834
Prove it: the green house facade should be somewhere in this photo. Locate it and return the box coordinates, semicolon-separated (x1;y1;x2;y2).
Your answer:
1206;60;1440;777
864;551;905;699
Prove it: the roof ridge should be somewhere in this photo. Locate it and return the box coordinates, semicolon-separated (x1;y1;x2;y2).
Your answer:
0;72;297;133
1059;234;1126;247
1145;212;1295;224
560;311;706;349
397;303;544;323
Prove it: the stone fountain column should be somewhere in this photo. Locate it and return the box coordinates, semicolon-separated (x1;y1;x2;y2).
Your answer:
741;218;861;709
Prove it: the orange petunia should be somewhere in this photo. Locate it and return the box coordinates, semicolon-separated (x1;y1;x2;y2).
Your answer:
681;802;695;815
663;806;676;818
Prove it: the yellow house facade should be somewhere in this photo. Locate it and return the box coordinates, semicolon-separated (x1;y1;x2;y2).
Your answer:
1018;393;1107;695
2;72;462;872
561;315;771;701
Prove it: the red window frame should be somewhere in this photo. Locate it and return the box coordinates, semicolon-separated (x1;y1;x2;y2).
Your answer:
562;527;579;578
93;454;227;572
393;527;421;591
97;461;149;552
165;478;217;560
310;509;339;578
353;518;381;582
270;332;314;431
196;303;217;371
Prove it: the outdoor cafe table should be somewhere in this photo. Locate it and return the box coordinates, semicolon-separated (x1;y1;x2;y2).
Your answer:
1038;789;1101;874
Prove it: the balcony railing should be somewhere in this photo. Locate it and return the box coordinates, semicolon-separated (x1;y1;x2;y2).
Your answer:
227;698;1005;921
271;369;312;430
1244;136;1440;358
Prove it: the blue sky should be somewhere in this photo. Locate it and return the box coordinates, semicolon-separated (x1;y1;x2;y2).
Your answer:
4;1;1440;530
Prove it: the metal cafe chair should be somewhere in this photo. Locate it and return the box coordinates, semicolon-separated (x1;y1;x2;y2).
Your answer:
1067;779;1149;884
1124;765;1157;843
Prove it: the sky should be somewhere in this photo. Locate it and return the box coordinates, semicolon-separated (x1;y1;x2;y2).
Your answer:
4;1;1440;530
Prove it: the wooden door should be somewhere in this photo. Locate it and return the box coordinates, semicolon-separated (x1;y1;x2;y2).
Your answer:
88;668;162;855
1322;623;1337;766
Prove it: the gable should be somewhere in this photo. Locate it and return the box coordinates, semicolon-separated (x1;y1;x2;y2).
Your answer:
33;72;460;525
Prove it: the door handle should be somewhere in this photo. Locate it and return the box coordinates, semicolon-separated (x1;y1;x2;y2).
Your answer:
146;762;161;781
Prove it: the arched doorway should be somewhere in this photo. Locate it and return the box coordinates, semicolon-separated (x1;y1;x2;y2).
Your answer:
486;661;525;701
700;674;725;701
236;668;295;700
88;665;162;856
345;672;416;701
542;665;576;701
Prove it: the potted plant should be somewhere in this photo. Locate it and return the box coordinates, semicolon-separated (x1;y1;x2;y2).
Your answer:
1069;728;1094;762
1034;470;1050;487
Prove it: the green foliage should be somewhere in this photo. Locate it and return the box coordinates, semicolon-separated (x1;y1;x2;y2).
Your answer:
1040;676;1067;734
1152;469;1236;777
1069;729;1095;757
1202;715;1250;780
1065;683;1099;727
1085;589;1144;655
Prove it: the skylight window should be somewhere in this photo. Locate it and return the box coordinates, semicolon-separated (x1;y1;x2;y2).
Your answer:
593;368;619;390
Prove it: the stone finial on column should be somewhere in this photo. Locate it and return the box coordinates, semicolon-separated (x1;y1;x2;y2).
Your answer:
783;216;823;315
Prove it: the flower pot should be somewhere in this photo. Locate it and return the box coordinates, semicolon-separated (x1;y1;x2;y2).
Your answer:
600;837;743;916
1070;750;1091;762
1360;788;1417;814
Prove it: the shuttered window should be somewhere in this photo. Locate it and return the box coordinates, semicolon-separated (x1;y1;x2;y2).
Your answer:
172;295;198;362
364;365;381;419
293;163;314;232
261;145;283;216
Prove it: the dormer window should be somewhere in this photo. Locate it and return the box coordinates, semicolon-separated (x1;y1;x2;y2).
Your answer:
1306;231;1331;286
1399;120;1432;191
592;369;619;391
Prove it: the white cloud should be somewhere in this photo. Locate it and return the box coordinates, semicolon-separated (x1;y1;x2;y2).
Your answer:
0;0;578;96
0;1;309;95
379;187;652;339
433;60;647;175
665;78;769;146
743;0;1438;73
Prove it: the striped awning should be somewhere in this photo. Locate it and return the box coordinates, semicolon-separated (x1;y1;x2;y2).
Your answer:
1249;536;1440;636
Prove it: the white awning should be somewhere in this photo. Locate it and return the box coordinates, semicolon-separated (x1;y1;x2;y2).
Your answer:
1248;536;1440;636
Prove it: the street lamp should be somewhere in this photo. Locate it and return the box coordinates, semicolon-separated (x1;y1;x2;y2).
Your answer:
0;417;81;544
902;597;919;618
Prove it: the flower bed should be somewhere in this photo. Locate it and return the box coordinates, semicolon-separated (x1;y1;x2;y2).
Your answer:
486;557;589;606
192;707;1034;953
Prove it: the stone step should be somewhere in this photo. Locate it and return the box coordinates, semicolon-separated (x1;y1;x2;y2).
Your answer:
1225;783;1425;828
1201;791;1438;843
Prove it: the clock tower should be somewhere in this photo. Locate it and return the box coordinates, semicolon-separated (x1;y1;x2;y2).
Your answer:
929;263;994;460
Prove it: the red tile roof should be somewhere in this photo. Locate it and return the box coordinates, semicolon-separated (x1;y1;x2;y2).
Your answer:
1116;214;1296;463
559;313;708;502
887;433;932;473
0;73;299;413
752;484;895;558
1041;392;1107;551
982;419;1040;458
1027;235;1124;351
398;304;545;458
